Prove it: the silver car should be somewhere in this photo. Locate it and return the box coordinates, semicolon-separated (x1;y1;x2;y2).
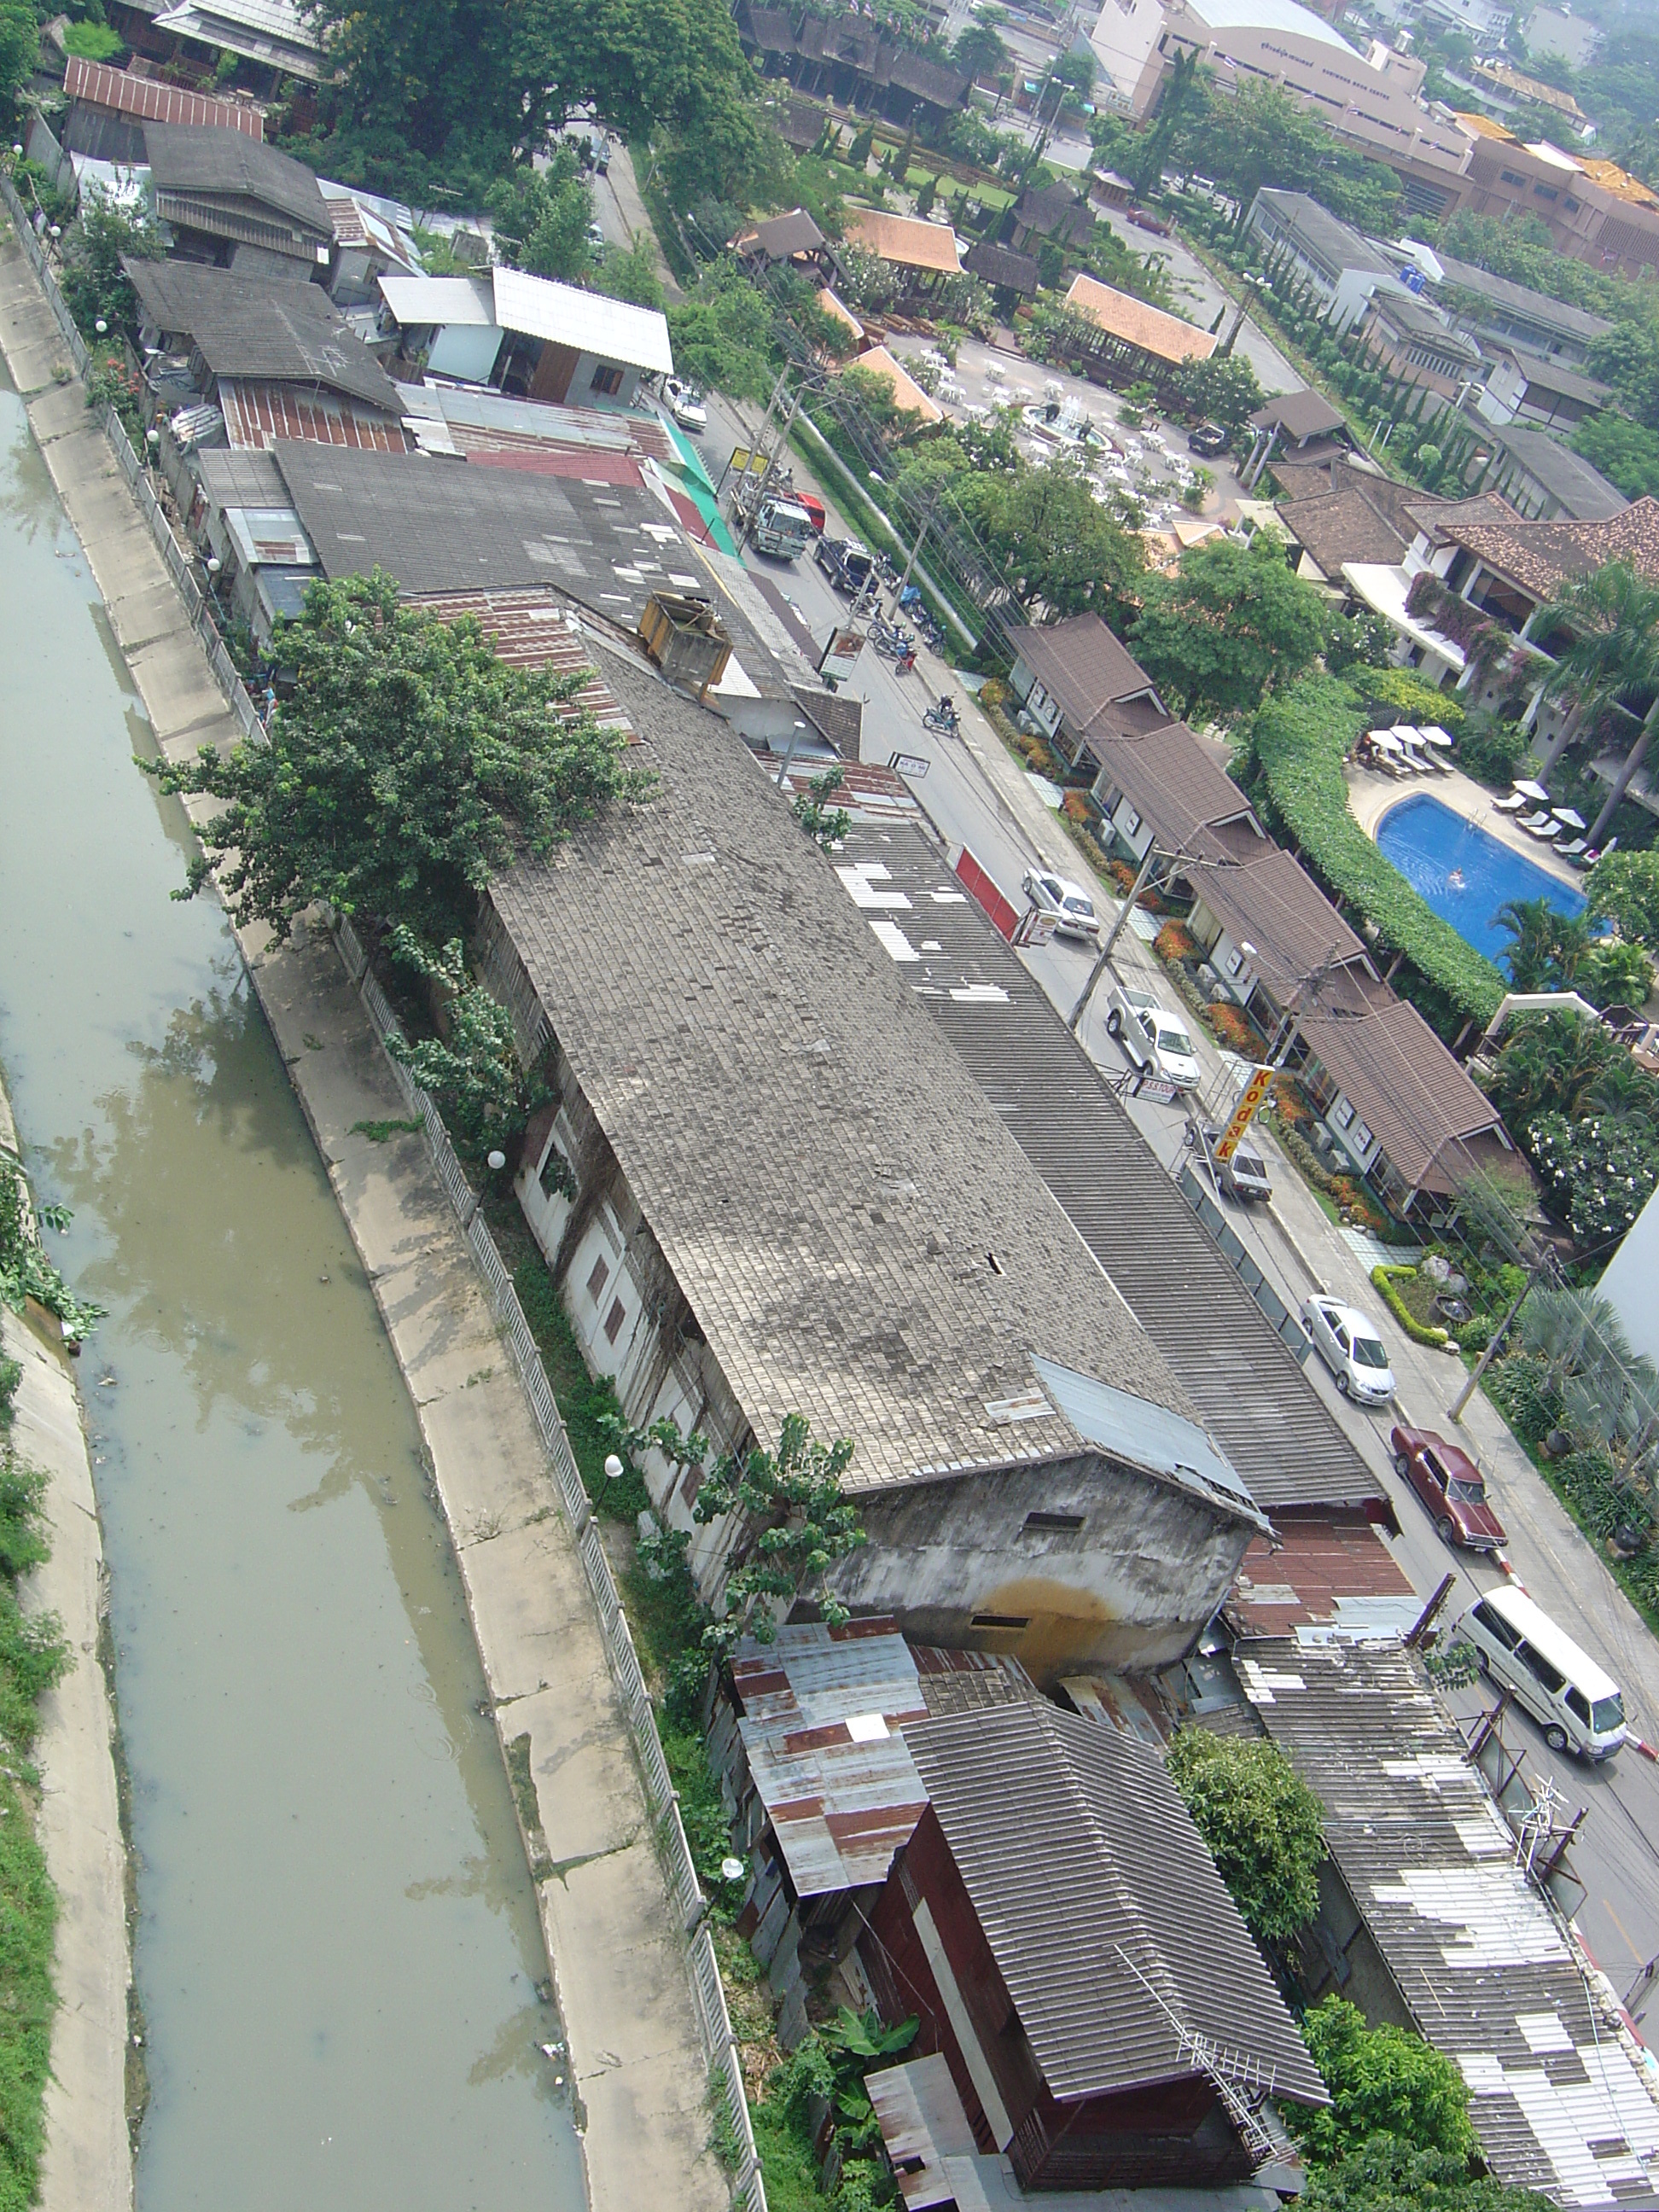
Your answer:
1301;1295;1395;1404
1103;984;1202;1091
1022;870;1103;944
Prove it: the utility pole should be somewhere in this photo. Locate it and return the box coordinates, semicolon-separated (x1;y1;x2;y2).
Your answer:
732;368;791;552
736;380;802;555
895;512;929;601
1069;839;1158;1034
1447;1255;1549;1425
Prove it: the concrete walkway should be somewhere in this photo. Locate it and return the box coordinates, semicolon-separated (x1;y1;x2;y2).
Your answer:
0;1272;132;2212
0;215;723;2212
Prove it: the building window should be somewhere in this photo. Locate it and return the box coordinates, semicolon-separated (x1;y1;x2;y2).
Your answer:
603;1296;627;1344
1533;183;1558;201
590;363;625;396
972;1612;1031;1631
1331;1097;1354;1130
1352;1120;1374;1152
1500;169;1527;186
586;1254;611;1302
1024;1511;1086;1534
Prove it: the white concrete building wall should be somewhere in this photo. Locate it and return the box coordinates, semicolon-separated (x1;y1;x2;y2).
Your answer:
1599;1186;1659;1372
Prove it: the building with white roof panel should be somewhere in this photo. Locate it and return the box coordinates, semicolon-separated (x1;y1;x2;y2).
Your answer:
376;267;673;407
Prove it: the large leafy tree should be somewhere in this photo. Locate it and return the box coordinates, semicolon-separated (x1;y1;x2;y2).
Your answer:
58;189;164;344
0;0;36;114
952;13;1008;84
964;457;1145;620
146;573;646;946
1586;849;1659;951
1298;1999;1475;2167
1480;1010;1655;1128
486;150;596;284
1171;350;1263;437
1164;1728;1324;1942
1130;533;1327;722
1528;1111;1659;1249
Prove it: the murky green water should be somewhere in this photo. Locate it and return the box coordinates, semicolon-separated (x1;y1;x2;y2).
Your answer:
0;376;585;2209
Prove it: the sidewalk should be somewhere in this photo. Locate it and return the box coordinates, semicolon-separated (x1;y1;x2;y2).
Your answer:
0;214;724;2212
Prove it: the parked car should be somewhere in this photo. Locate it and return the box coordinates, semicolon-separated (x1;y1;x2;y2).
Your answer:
586;219;607;253
1022;870;1103;944
815;535;876;596
1389;1423;1507;1551
1202;1125;1272;1204
1103;985;1202;1091
1188;422;1230;457
1457;1585;1627;1760
1127;206;1171;235
662;378;707;434
1300;1295;1395;1404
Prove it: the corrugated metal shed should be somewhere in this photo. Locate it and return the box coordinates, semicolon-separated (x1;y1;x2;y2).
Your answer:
725;1621;931;1898
1246;1638;1659;2205
833;824;1383;1515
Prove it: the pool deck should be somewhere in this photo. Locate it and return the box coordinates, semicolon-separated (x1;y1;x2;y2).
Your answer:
1348;761;1586;893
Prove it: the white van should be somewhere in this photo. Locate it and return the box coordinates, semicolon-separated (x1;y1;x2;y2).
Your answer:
1457;1585;1627;1761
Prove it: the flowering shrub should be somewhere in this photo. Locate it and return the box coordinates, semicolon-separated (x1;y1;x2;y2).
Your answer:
1206;1001;1259;1054
1528;1111;1659;1247
1061;790;1092;824
1155;920;1197;962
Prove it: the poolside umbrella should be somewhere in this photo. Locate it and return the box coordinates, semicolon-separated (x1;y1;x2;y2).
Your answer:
1388;725;1421;744
1552;806;1587;830
1369;730;1402;750
1419;725;1453;748
1513;779;1551;804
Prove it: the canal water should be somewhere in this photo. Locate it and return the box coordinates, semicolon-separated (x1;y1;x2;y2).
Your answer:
0;379;585;2207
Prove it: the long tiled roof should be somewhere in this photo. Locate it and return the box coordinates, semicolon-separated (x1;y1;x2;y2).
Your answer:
1064;274;1216;366
125;259;399;411
1193;847;1372;986
906;1703;1330;2105
1297;993;1507;1195
841;208;962;274
1486;424;1627;521
1243;1638;1659;2203
1012;612;1161;727
1279;481;1417;573
833;825;1386;1515
1426;494;1659;602
1082;718;1264;857
487;650;1258;1512
142;122;329;237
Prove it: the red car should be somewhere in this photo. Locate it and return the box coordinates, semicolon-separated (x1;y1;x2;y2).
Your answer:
1126;207;1171;236
1389;1424;1507;1551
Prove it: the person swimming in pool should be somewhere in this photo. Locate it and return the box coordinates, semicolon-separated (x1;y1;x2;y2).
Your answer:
1447;868;1465;892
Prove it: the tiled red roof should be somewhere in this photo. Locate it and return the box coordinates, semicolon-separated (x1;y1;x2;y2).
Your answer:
64;56;264;137
219;380;410;451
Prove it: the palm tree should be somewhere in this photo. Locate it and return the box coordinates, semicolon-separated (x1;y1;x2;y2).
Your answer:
1536;562;1659;845
1494;897;1567;991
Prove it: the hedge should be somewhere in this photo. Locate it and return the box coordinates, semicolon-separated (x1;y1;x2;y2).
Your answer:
1250;675;1505;1031
1371;1264;1452;1350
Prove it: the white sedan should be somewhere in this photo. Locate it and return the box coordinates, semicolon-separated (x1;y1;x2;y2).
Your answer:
1103;984;1202;1091
1022;870;1103;945
1301;1295;1396;1405
662;378;707;434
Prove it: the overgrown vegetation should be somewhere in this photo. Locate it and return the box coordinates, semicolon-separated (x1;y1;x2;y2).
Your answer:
1164;1727;1325;1942
146;573;649;950
0;1161;102;1346
1243;674;1506;1034
1298;1999;1476;2167
0;1327;73;2212
1477;1011;1659;1253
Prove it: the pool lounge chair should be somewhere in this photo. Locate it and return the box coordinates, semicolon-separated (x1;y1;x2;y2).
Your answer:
1493;790;1528;812
1557;837;1588;861
1524;812;1563;839
1516;809;1553;834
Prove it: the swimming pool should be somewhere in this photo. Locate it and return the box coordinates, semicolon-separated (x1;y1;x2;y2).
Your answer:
1376;792;1587;971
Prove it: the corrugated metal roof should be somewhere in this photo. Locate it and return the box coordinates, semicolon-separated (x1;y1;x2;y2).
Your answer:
835;824;1385;1514
907;1703;1330;2106
143;121;329;236
379;274;497;328
219;379;410;451
64;55;264;134
728;1621;931;1897
1246;1638;1659;2204
1225;1513;1417;1639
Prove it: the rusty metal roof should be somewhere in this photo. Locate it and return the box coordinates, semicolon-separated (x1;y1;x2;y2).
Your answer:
1225;1512;1417;1639
728;1621;930;1898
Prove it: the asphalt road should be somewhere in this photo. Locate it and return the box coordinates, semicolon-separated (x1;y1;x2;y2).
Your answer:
702;388;1659;2012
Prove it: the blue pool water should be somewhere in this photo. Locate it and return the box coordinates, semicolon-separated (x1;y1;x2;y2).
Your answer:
1376;792;1588;970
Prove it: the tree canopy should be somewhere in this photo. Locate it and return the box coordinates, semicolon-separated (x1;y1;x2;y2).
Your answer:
1130;533;1329;722
486;151;597;284
963;456;1145;620
1301;2134;1552;2212
0;1;37;115
146;573;647;947
309;0;775;201
1297;1998;1476;2167
1164;1727;1324;1941
1170;351;1264;438
1586;850;1659;951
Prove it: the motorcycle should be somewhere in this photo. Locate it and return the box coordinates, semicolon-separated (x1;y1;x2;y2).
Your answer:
870;619;915;660
923;697;959;735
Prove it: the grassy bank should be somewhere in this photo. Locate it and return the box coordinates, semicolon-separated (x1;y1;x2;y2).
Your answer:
0;1351;71;2212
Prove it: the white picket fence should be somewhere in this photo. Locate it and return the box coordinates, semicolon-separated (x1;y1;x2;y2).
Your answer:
331;918;765;2212
3;173;763;2209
